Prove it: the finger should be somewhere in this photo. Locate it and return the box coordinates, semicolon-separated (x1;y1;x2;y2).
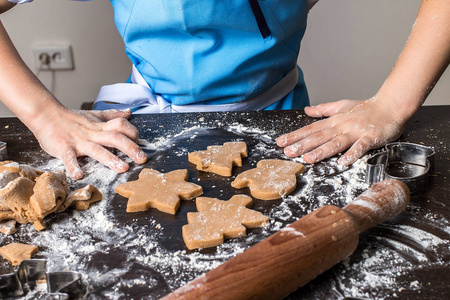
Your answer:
101;117;139;142
283;129;336;157
338;136;374;166
61;148;84;180
302;134;352;164
305;100;353;118
90;108;133;122
89;131;147;164
276;121;325;147
79;142;130;173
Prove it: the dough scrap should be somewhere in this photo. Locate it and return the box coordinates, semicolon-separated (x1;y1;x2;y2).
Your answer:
115;168;203;214
231;159;305;200
182;195;269;250
0;220;17;235
188;142;248;176
0;243;38;266
0;161;103;232
57;184;103;212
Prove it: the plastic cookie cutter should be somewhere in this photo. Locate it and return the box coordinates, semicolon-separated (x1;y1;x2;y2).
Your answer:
0;259;83;299
366;142;435;196
0;141;7;161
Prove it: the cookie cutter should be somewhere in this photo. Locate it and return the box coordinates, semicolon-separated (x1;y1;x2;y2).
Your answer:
0;259;82;299
366;142;435;196
0;141;7;161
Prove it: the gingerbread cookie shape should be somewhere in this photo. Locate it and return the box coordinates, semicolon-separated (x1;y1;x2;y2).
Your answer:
231;159;305;200
188;142;248;176
115;168;203;215
0;243;38;266
182;195;269;250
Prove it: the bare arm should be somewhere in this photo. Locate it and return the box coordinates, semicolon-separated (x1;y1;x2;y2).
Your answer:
0;8;147;178
277;0;450;165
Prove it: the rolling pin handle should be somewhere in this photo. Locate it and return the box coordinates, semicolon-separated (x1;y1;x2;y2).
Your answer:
343;179;410;233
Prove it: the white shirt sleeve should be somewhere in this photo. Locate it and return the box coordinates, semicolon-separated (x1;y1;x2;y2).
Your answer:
7;0;34;3
7;0;91;3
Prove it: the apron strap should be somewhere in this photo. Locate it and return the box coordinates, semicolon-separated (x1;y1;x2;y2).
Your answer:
93;65;298;113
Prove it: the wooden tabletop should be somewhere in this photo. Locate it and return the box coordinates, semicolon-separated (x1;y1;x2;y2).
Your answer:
0;106;448;299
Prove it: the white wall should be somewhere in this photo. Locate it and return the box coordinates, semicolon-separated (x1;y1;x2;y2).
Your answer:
0;0;448;117
300;0;449;106
0;0;131;117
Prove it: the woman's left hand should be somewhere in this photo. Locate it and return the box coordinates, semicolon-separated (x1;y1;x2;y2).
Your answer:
276;97;407;165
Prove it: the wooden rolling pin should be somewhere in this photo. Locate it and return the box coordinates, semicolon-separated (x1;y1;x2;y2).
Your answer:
162;179;410;300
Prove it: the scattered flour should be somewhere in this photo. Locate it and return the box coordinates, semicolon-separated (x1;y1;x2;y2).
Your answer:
0;121;448;299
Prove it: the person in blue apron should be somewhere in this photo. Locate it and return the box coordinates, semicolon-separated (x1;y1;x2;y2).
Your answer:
94;0;312;113
0;0;449;179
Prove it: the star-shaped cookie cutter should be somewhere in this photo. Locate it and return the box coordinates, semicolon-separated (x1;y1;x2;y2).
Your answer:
0;259;82;299
366;142;435;196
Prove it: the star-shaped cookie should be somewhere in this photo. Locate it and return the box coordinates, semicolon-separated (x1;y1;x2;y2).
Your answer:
115;168;203;214
182;195;269;250
188;142;248;176
231;159;305;200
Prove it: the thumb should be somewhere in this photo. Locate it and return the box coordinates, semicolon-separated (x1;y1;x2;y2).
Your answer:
305;100;354;117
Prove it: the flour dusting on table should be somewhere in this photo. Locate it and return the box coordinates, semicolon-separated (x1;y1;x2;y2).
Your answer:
1;120;448;299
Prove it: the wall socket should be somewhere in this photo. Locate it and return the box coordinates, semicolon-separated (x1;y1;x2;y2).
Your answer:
32;44;74;70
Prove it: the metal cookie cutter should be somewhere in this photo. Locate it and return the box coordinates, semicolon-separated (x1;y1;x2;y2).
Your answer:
0;259;82;299
0;141;7;161
366;142;435;196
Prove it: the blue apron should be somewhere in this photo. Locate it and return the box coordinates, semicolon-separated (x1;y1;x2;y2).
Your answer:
94;0;309;113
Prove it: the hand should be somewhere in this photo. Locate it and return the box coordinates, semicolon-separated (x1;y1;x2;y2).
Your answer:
32;107;147;179
276;98;406;165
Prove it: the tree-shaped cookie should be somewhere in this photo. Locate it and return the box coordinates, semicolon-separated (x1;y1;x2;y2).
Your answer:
182;195;269;250
115;168;203;214
188;142;248;176
231;159;305;200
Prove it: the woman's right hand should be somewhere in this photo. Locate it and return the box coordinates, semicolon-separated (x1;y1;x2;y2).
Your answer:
31;107;147;179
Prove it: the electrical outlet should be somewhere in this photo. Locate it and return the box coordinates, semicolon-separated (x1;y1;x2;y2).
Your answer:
32;44;74;70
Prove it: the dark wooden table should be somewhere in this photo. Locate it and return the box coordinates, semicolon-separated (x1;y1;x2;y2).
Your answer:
0;106;449;299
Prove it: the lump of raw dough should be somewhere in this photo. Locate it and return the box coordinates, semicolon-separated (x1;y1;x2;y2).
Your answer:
188;142;248;176
30;171;69;219
182;195;269;250
231;159;305;200
0;171;68;231
0;161;41;181
115;168;203;214
0;161;102;232
0;243;38;266
0;177;37;224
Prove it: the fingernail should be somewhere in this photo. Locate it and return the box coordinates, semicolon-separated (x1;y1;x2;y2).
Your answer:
277;135;288;147
72;168;83;180
338;155;351;166
136;151;147;163
305;149;323;163
286;144;302;156
111;160;128;172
